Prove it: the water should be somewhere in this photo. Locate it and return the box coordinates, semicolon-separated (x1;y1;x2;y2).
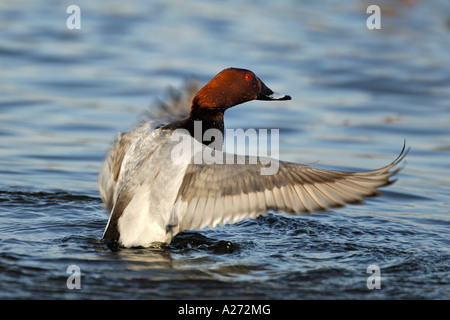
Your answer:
0;0;449;299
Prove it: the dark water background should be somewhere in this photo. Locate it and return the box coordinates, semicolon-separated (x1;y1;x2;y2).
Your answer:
0;0;449;299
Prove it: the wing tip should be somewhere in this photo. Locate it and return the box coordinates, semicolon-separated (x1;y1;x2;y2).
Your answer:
393;140;410;165
386;140;410;180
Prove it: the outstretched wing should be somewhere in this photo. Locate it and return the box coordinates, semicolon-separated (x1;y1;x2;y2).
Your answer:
143;78;199;123
172;144;408;231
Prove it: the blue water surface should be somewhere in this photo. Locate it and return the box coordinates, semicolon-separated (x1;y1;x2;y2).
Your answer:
0;0;449;299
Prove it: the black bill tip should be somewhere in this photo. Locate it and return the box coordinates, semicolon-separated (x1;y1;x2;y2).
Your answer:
256;78;291;101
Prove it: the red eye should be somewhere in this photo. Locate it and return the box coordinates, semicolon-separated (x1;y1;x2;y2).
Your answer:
245;74;252;81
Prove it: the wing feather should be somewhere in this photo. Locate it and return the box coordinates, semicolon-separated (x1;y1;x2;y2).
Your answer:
172;144;408;232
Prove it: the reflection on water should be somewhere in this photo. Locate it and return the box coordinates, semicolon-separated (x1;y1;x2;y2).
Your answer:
0;0;449;299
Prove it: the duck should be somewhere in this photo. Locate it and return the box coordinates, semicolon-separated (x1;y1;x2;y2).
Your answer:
98;67;408;248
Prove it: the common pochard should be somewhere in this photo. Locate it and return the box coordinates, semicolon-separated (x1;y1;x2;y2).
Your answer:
98;68;408;248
